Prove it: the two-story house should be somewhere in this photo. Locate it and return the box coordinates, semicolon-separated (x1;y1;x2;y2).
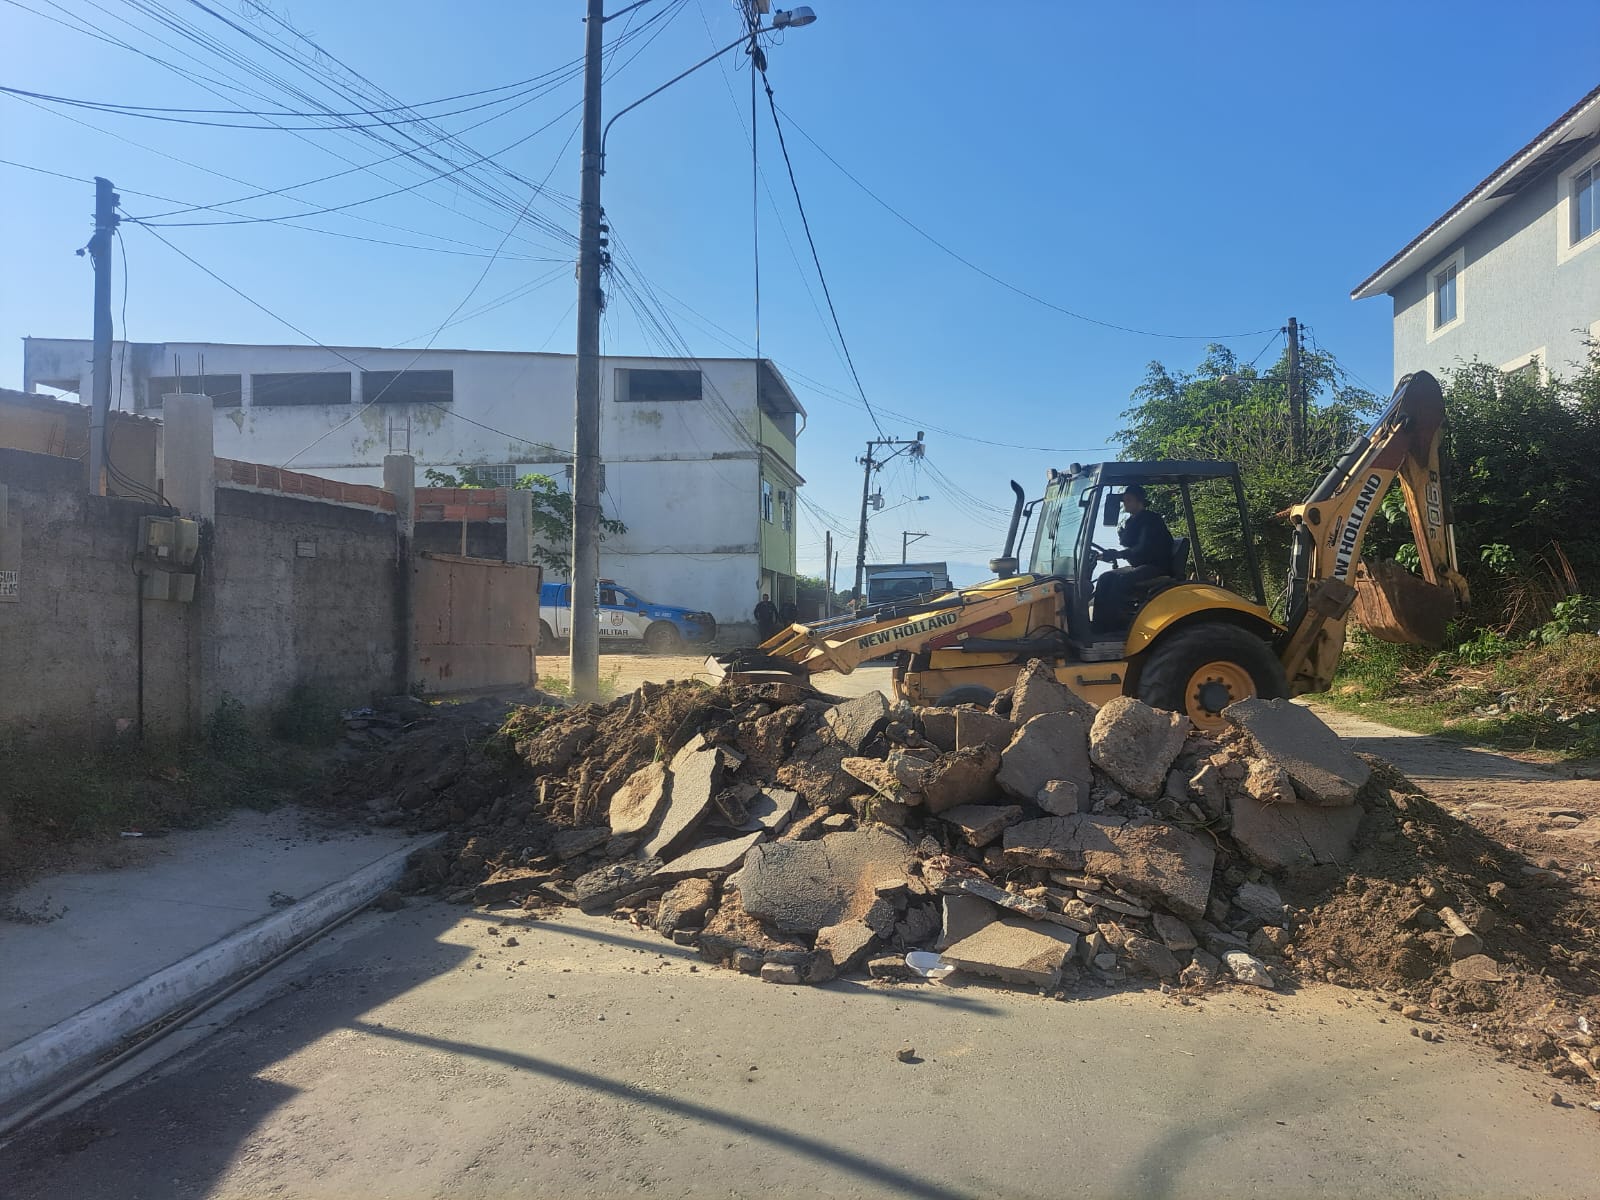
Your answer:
20;338;804;631
1352;83;1600;383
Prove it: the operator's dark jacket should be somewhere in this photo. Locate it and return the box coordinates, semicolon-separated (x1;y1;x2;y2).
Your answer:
1118;509;1173;571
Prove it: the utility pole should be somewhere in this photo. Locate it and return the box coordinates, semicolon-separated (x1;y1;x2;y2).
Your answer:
570;0;606;701
823;529;832;617
1286;315;1302;462
852;432;924;602
902;531;927;563
87;176;119;497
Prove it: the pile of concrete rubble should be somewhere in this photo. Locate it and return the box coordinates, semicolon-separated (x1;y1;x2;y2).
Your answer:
375;661;1379;994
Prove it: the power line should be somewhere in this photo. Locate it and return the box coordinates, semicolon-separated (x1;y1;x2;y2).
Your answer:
757;69;885;437
775;105;1281;343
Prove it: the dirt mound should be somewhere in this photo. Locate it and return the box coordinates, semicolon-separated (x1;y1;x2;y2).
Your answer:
324;667;1599;1100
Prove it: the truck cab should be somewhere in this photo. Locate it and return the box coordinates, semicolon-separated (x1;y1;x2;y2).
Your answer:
539;579;717;654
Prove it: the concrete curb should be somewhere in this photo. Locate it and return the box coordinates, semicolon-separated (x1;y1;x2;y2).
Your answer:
0;833;442;1113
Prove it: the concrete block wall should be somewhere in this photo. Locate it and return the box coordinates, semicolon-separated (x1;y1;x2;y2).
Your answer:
0;449;194;739
202;487;403;716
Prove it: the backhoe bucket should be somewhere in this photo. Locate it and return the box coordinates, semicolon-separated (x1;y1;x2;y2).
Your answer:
1351;559;1454;647
703;650;812;688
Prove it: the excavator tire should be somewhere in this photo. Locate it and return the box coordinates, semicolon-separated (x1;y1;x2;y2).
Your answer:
935;684;998;707
1135;622;1287;732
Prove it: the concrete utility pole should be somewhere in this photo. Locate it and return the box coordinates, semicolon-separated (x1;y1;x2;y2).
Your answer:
87;176;119;496
570;0;606;701
1286;315;1302;462
902;531;927;563
852;432;924;602
823;529;832;616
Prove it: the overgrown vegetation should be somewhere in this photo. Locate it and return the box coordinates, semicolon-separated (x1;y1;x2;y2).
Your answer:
0;695;335;892
423;466;626;576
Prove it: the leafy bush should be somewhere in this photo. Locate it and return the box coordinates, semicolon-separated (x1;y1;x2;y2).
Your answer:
1533;594;1599;645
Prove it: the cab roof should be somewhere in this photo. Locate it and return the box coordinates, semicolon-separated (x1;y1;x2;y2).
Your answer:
1051;460;1243;488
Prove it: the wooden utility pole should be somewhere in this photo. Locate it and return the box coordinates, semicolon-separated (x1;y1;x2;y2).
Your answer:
570;0;606;701
87;176;118;496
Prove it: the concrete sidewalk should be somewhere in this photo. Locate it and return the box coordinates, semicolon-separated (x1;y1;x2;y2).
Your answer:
0;807;435;1110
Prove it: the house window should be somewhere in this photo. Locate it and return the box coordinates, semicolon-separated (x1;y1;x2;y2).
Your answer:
779;489;792;532
1426;248;1465;340
615;367;701;403
143;374;242;409
1434;264;1457;327
1574;162;1597;245
361;369;453;405
761;480;774;524
250;372;352;407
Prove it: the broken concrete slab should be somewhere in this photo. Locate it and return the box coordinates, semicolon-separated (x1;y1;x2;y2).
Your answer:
816;920;878;971
655;877;716;933
1225;697;1371;805
608;760;669;837
937;893;999;950
1229;793;1363;872
1003;815;1214;922
733;827;915;936
1223;950;1276;989
1037;779;1089;816
736;787;801;835
1450;954;1504;981
760;962;802;984
997;711;1093;803
572;857;665;911
651;831;766;885
776;734;868;811
940;874;1049;920
552;827;610;860
941;915;1080;988
698;885;809;966
642;742;731;860
917;708;957;752
1233;881;1286;922
1123;935;1180;981
1243;756;1295;805
889;751;938;792
842;756;899;794
1151;912;1198;951
823;692;890;753
894;903;940;946
920;745;1001;814
1089;696;1191;800
1010;659;1097;725
473;867;556;905
956;709;1016;753
937;804;1023;848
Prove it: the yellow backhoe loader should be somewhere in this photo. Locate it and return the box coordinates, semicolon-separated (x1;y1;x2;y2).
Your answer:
714;370;1470;730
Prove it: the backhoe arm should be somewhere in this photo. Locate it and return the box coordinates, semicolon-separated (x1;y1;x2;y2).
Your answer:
1279;370;1469;694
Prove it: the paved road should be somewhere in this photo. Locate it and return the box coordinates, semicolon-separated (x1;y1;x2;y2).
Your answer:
4;905;1596;1200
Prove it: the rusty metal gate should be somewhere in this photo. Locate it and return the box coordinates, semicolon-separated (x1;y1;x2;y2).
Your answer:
412;552;540;692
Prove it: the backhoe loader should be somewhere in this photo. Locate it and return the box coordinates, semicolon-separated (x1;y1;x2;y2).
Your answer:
714;370;1470;730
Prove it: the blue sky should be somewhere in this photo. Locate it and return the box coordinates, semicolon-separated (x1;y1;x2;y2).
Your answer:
3;1;1596;585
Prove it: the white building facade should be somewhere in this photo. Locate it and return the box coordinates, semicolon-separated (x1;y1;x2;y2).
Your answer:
22;338;804;631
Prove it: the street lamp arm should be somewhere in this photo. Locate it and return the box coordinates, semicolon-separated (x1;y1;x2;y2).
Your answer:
600;28;773;169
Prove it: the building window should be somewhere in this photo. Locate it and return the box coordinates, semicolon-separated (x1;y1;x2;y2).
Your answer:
476;464;518;488
1426;247;1465;340
615;367;701;404
779;489;792;532
1434;264;1457;327
143;374;242;409
1499;348;1545;385
250;372;352;407
761;480;774;524
361;369;453;405
1574;162;1597;246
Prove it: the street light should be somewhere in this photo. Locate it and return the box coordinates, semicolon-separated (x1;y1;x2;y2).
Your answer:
569;3;819;700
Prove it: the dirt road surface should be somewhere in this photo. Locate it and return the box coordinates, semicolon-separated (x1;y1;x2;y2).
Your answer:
5;904;1598;1200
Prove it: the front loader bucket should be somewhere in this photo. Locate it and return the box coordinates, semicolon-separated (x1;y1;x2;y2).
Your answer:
1351;559;1454;647
704;650;813;688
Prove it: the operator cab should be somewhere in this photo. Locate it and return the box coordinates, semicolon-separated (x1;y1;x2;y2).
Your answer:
1011;461;1267;660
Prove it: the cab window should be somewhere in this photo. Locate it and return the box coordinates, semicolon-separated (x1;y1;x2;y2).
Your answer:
599;587;618;606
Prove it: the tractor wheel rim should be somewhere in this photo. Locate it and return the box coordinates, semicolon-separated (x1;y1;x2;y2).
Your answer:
1184;660;1255;730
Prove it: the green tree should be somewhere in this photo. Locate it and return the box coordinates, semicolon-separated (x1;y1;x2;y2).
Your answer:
423;467;625;576
1114;344;1379;611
